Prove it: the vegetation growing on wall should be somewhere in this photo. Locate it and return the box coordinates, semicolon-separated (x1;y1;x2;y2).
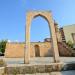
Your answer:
67;40;73;48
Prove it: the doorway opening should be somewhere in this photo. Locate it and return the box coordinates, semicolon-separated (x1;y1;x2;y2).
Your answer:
34;45;40;57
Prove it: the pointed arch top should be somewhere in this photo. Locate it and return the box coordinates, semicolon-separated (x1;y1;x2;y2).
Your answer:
26;11;53;25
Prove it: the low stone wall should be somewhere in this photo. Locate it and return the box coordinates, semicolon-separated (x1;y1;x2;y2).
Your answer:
0;67;5;74
5;63;63;74
0;59;6;74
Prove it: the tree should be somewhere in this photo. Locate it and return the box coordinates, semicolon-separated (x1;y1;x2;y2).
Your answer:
0;40;7;53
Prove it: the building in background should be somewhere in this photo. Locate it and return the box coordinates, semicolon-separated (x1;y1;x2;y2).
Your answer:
60;24;75;44
72;33;75;48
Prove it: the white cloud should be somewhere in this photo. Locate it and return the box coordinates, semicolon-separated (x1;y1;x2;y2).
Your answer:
15;40;18;42
7;40;11;43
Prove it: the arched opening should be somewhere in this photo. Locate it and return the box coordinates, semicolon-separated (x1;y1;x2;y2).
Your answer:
25;11;59;64
34;45;40;57
30;16;50;42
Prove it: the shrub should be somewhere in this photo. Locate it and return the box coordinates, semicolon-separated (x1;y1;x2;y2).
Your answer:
0;40;7;54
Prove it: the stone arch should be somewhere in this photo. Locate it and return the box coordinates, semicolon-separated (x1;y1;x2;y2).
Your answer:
34;45;40;57
25;11;59;64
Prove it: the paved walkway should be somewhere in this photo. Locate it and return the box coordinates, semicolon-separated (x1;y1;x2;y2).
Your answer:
1;57;75;64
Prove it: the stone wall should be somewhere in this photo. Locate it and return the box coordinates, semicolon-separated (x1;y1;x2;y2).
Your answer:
5;42;25;58
5;41;73;58
5;63;63;74
5;42;52;58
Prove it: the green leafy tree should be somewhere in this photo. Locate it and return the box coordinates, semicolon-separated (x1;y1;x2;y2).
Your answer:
0;40;7;53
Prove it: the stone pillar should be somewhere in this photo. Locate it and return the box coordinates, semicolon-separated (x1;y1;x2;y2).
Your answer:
49;16;60;62
24;13;31;64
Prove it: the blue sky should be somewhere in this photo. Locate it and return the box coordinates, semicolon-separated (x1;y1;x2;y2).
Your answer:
0;0;75;42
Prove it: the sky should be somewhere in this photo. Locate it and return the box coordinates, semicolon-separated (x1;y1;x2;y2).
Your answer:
0;0;75;42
